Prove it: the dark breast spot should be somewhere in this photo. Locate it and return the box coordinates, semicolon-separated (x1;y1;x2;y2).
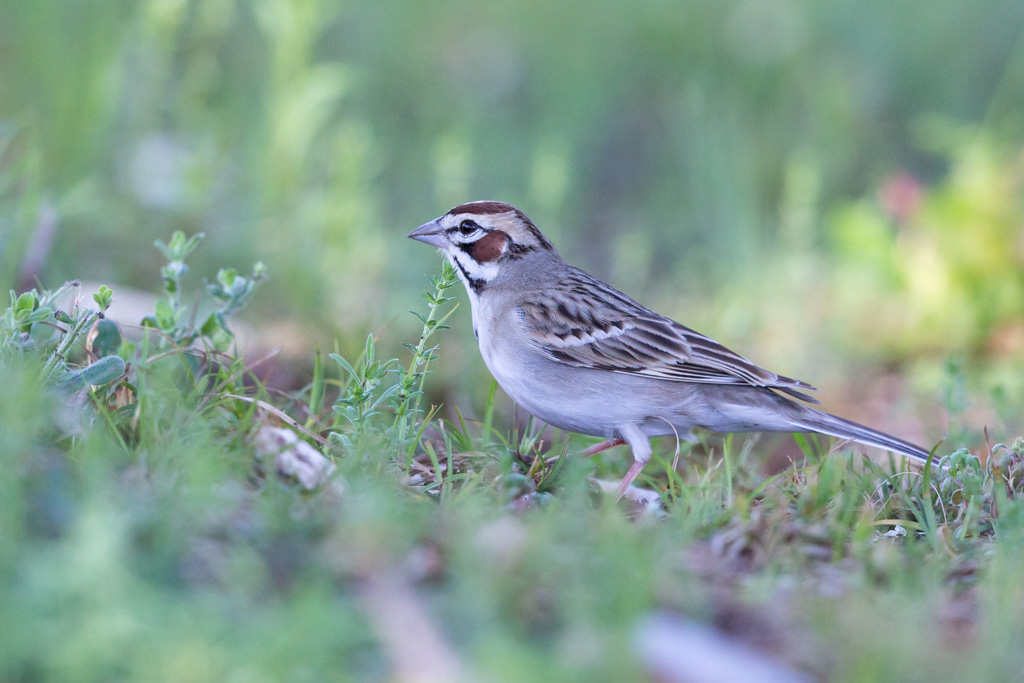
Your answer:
470;231;508;263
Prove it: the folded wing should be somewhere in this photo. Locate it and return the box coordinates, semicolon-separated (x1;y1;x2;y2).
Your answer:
518;268;819;403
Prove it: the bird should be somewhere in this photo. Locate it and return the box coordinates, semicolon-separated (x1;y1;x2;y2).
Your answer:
408;200;931;497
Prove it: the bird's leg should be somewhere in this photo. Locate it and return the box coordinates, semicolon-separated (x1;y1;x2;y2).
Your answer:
580;438;626;458
615;424;652;499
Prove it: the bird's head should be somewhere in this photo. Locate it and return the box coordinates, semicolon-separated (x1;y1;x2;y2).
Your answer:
408;201;556;293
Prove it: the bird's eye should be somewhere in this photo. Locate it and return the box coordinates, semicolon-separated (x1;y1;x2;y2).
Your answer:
458;220;479;236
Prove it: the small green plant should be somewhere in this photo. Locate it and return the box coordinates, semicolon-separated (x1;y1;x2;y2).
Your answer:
329;334;401;446
1;281;124;393
143;231;266;350
990;436;1024;495
154;231;204;307
927;448;992;542
1;230;268;450
1;289;54;356
393;260;460;454
327;259;460;464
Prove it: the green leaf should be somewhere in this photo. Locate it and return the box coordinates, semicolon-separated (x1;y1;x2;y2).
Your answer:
80;355;126;386
154;299;177;329
199;312;219;336
15;290;38;312
329;353;358;380
90;319;122;358
217;268;238;289
92;285;114;311
53;356;126;395
182;232;205;257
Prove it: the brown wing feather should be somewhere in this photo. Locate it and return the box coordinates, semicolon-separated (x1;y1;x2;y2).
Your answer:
518;267;820;403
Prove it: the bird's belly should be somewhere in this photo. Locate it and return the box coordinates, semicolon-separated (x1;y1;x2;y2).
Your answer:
478;341;692;438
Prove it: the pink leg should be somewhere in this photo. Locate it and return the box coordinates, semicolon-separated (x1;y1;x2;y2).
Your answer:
615;424;653;500
616;459;649;498
580;438;626;458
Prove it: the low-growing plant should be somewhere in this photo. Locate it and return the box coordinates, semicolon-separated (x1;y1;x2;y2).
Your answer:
0;230;269;459
1;281;125;394
4;225;1024;682
143;230;266;351
326;259;460;466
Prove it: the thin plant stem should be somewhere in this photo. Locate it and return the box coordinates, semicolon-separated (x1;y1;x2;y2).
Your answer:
395;260;459;457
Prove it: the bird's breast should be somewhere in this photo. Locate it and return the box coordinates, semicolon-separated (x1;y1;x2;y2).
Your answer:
469;295;511;378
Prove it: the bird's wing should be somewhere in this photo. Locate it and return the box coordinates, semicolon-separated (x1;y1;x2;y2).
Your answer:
517;268;819;403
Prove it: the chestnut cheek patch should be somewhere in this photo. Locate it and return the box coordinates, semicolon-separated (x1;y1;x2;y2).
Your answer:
470;231;507;263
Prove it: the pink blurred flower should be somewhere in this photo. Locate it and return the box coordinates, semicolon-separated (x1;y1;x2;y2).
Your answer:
878;171;923;224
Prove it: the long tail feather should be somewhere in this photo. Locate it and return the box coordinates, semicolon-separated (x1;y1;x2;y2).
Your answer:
798;410;931;463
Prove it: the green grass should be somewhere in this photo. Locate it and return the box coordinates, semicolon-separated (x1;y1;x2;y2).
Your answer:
3;4;1024;679
2;239;1023;682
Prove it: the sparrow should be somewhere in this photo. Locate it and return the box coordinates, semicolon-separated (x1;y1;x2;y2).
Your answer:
408;201;930;496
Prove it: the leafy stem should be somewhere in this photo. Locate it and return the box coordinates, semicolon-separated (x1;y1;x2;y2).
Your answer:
394;259;460;456
40;308;96;380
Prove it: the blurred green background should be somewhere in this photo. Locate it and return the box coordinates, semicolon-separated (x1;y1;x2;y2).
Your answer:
4;4;1024;680
2;0;1023;439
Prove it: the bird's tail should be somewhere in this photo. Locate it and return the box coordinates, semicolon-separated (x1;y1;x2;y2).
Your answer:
796;409;932;463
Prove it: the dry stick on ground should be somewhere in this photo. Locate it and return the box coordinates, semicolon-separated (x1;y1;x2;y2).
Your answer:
357;570;470;683
225;394;331;447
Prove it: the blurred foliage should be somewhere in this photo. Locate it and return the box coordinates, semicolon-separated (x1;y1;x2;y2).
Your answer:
829;126;1024;358
1;0;1023;341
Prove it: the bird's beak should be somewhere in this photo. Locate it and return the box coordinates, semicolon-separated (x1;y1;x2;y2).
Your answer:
407;218;447;248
